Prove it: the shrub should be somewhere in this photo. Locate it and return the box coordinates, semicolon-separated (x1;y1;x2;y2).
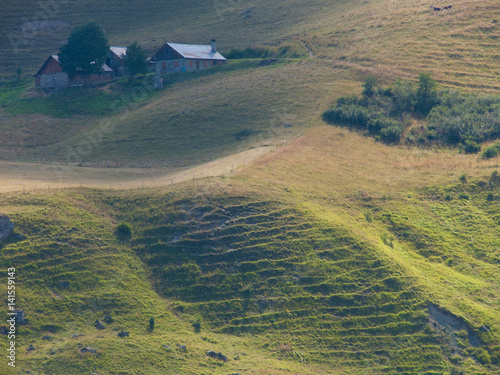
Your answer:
323;74;500;149
392;78;416;114
115;222;132;239
482;142;500;159
474;348;492;365
463;139;481;154
415;73;438;115
192;317;201;333
379;125;403;144
459;174;467;185
491;170;499;184
149;317;155;331
362;76;378;97
487;193;494;201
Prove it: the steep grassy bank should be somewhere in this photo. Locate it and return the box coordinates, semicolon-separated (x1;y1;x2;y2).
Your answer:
1;127;500;373
0;187;332;375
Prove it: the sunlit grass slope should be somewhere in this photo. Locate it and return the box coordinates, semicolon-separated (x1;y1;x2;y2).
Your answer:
1;122;500;373
0;188;334;375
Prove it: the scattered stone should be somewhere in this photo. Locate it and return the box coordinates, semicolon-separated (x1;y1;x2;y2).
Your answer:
80;346;96;354
162;345;171;350
27;345;36;351
103;315;113;324
117;330;129;337
178;344;187;352
42;335;51;341
94;320;105;330
234;354;240;360
207;350;229;362
0;214;14;243
480;325;490;332
72;333;78;338
14;309;26;324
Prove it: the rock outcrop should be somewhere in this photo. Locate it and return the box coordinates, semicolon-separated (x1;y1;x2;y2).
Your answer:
0;214;14;244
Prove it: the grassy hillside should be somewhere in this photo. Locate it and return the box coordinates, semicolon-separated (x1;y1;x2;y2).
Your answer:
1;126;500;374
1;155;500;373
2;0;500;91
2;0;500;170
1;0;500;374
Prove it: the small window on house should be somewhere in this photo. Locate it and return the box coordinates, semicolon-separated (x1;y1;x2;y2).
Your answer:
203;61;207;67
162;62;167;70
189;60;193;67
213;61;217;66
174;61;179;67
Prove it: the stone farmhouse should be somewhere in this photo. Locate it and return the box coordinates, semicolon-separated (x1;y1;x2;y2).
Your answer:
34;40;226;89
151;39;226;74
106;47;128;77
34;54;114;89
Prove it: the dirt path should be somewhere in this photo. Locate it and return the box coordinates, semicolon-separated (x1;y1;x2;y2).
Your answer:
0;145;276;192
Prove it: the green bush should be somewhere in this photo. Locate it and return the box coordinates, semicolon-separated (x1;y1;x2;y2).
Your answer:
380;124;403;144
463;139;481;154
115;222;132;238
459;174;467;185
481;142;500;159
323;74;500;148
225;44;307;59
192;317;202;333
362;76;378;97
474;347;492;365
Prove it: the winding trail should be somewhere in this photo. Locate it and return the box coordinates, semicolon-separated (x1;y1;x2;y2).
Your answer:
0;145;276;192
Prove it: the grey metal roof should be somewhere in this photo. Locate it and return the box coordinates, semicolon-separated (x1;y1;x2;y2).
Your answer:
110;46;127;59
167;42;226;61
102;63;113;72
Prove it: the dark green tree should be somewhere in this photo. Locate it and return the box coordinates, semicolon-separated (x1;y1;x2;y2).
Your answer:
415;73;437;115
125;42;148;77
58;22;109;75
362;76;378;97
392;78;416;114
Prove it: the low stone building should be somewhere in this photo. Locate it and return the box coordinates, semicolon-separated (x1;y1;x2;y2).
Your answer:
151;39;226;75
34;55;113;89
34;55;69;89
107;46;128;77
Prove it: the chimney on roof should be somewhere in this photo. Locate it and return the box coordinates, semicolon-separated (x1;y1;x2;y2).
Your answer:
211;39;217;53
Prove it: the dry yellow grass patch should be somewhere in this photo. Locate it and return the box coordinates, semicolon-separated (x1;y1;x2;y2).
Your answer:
240;125;499;198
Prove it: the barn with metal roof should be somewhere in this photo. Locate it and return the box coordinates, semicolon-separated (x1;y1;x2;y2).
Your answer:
151;39;226;74
34;55;113;89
